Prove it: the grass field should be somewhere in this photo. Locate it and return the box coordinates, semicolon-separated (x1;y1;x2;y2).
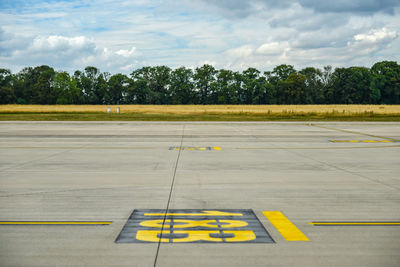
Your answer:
1;105;400;121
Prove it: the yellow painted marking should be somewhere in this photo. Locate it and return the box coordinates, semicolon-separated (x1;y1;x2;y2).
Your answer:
199;147;207;150
224;230;256;242
140;219;248;229
330;140;393;143
172;230;222;242
140;219;170;228
136;230;169;242
235;145;400;150
263;211;309;241
144;210;243;217
213;146;221;150
219;220;248;228
310;124;400;142
309;222;400;225
0;221;111;225
136;229;255;243
173;220;219;228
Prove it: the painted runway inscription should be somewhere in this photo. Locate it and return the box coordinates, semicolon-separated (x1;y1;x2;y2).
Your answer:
115;209;274;243
169;146;221;151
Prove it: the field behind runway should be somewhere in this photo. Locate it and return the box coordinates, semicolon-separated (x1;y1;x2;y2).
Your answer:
0;121;399;266
1;104;400;121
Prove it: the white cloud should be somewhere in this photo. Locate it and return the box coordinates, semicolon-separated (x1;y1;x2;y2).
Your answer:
0;0;399;73
256;42;289;56
226;45;254;58
116;47;137;58
353;28;398;43
0;29;143;73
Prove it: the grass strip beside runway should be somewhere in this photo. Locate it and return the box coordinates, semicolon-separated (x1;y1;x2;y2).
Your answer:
1;105;400;121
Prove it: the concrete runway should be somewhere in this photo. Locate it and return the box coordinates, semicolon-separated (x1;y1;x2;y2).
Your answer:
0;121;399;267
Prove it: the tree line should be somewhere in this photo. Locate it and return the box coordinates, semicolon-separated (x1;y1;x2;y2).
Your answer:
1;61;399;105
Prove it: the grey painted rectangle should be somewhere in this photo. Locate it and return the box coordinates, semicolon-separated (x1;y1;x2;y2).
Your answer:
115;209;274;243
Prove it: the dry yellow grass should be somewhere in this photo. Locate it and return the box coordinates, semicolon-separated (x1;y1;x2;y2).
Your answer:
1;104;400;115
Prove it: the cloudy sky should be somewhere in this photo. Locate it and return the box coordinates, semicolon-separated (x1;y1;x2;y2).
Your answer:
1;0;399;74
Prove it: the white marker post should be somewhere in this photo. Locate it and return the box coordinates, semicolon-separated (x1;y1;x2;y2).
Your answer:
117;107;120;114
107;107;111;114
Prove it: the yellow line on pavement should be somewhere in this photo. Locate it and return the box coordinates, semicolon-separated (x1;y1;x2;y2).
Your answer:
309;222;400;226
309;124;400;142
235;145;400;150
0;221;112;225
144;211;243;217
263;211;309;241
213;146;221;150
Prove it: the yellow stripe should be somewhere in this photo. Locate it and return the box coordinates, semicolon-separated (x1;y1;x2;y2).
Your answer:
330;140;393;143
263;211;309;241
0;221;111;225
309;222;400;225
144;211;243;217
213;146;221;150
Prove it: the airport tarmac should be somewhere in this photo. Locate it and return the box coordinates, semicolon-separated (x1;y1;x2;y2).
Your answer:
0;121;399;267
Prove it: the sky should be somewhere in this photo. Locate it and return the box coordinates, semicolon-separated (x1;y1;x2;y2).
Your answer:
1;0;399;74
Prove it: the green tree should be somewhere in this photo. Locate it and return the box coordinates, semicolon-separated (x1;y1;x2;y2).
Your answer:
54;72;84;104
283;72;307;104
104;73;129;104
272;64;296;81
33;68;57;104
13;65;54;104
212;69;240;104
347;67;373;104
299;67;324;104
194;64;217;104
170;67;196;104
370;61;400;104
130;66;171;104
0;69;15;104
241;68;260;104
74;67;107;104
327;67;374;104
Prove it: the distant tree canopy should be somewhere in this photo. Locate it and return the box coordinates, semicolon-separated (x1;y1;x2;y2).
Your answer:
1;61;399;105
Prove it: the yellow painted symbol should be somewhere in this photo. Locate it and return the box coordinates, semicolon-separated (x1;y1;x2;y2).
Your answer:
263;211;309;241
219;220;248;228
140;219;248;228
213;146;221;150
171;230;256;243
136;229;256;243
140;219;170;228
224;230;256;242
172;230;222;242
144;210;243;217
136;230;170;242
